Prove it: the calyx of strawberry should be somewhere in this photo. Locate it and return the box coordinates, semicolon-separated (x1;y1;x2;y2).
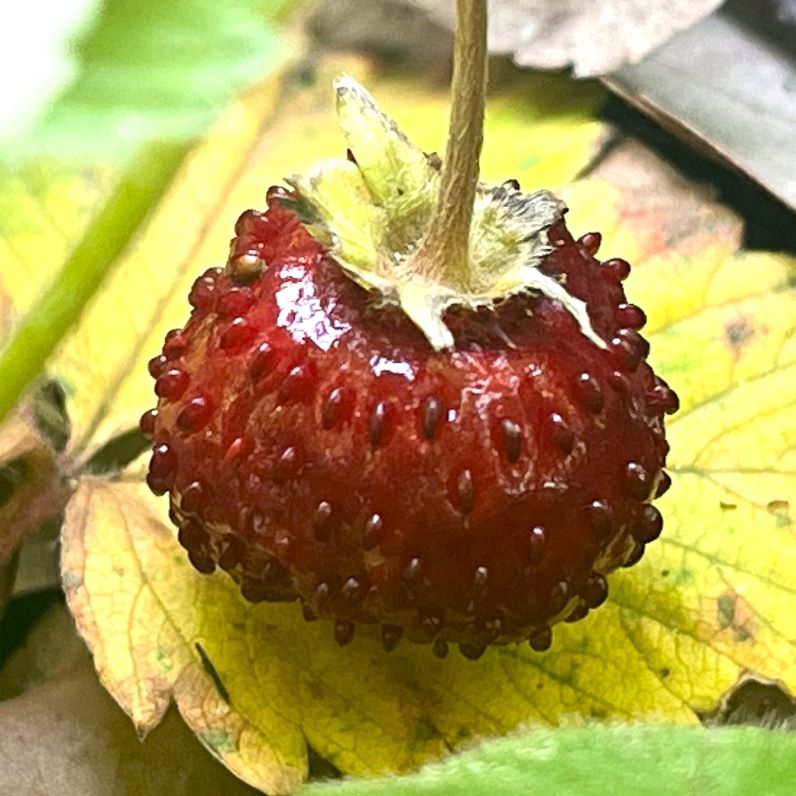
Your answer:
286;77;605;351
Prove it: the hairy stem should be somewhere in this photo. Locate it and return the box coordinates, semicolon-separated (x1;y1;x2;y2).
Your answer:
0;142;189;427
415;0;487;288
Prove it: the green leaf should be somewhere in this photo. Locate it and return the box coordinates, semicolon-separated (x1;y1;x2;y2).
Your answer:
299;725;796;796
2;0;298;162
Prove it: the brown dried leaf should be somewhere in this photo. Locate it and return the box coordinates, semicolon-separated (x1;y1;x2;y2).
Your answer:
0;666;258;795
411;0;725;76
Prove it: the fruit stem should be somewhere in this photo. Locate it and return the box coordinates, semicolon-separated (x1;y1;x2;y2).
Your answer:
414;0;487;289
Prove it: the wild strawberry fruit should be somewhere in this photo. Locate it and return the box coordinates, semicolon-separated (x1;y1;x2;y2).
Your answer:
142;39;676;660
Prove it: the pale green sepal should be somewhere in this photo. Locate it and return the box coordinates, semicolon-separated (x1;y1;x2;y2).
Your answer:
505;267;608;349
469;184;565;290
396;282;458;350
334;75;439;249
288;76;609;352
286;161;395;295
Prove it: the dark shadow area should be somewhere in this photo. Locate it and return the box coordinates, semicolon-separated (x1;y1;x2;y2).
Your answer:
601;95;796;254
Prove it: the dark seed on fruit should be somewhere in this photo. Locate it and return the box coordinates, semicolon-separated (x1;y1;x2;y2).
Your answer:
582;573;608;608
482;617;503;642
608;370;630;393
625;328;650;359
188;275;218;312
155;368;189;400
655;471;672;497
587;499;614;540
578;231;602;255
315;582;331;606
564;602;589;623
381;624;403;652
547;580;570;616
456;469;475;515
177;519;208;550
421;396;442;439
301;602;318;622
341;576;365;605
321;387;343;429
432;638;449;659
279;364;313;404
549;413;574;454
313;500;333;540
234;209;262;235
228;254;266;282
240;578;269;603
220;317;256;351
625;462;652;500
139;408;157;438
163;330;189;359
404;557;423;584
470;566;489;608
180;481;204;515
648;383;680;415
575;372;604;414
548;226;566;247
523;525;545;565
636;504;663;543
249;342;275;380
147;354;168;379
334;619;355;647
362;513;383;549
369;401;386;446
603;257;631;282
539;480;568;506
500;418;522;463
610;331;645;373
217;287;254;318
528;627;552;652
459;641;486;660
266;185;291;207
622;542;645;567
147;443;177;495
218;535;247;572
616;302;647;330
177;395;211;433
188;548;216;575
224;436;252;462
419;613;442;641
275;446;299;478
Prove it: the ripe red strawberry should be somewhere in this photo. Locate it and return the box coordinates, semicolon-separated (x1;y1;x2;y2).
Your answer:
141;76;677;660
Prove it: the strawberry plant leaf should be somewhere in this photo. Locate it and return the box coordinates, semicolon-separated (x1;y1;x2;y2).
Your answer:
298;724;796;796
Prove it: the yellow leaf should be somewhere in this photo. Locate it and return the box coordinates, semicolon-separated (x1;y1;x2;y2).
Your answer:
0;55;609;460
63;474;696;795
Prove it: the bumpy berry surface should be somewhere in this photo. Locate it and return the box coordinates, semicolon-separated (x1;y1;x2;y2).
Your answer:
142;190;678;659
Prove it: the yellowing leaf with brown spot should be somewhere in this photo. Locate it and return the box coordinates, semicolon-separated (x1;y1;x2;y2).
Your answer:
63;474;696;796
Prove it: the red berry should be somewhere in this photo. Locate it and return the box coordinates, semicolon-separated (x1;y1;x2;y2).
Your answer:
143;206;676;655
142;80;677;657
